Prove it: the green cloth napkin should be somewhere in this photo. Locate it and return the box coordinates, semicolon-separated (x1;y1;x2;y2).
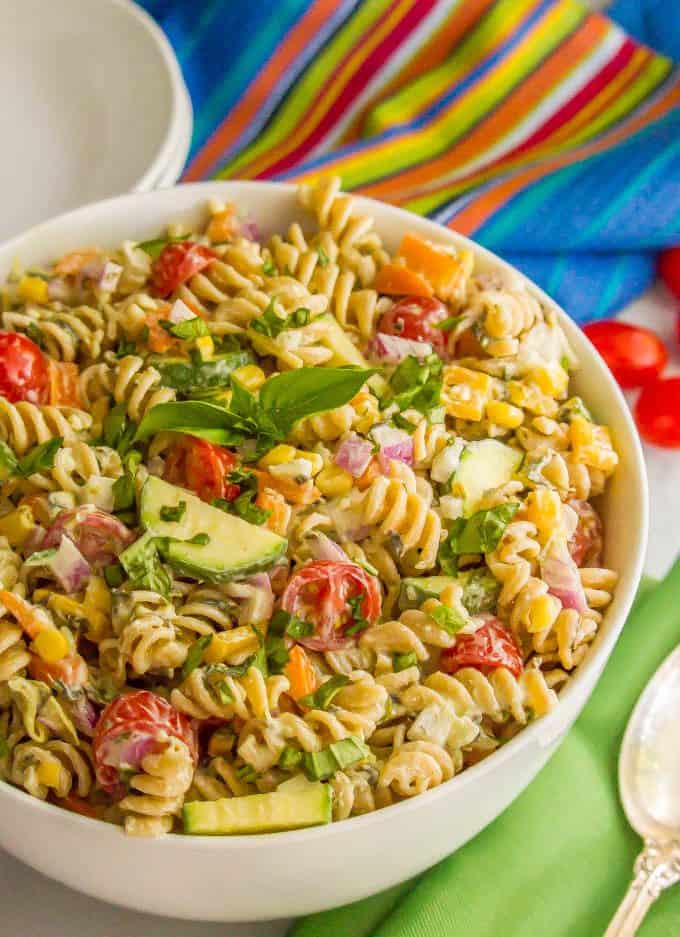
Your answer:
291;561;680;937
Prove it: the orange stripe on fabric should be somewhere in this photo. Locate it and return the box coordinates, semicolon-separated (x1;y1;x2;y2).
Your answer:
237;0;415;180
183;0;339;182
342;0;497;142
359;13;610;202
451;80;680;234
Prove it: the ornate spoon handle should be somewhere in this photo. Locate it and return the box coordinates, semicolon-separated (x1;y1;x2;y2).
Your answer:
604;839;680;937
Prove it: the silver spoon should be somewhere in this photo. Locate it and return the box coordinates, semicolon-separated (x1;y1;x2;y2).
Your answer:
604;645;680;936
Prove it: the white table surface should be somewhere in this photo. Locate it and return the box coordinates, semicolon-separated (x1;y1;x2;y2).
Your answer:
2;286;678;937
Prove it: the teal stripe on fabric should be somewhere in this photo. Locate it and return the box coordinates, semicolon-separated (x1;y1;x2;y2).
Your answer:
176;0;225;61
546;253;569;295
594;252;630;318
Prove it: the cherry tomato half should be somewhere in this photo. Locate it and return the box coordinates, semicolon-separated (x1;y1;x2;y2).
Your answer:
151;242;217;298
281;561;381;651
164;436;239;503
441;619;523;678
635;377;680;448
42;507;134;567
378;296;449;353
93;690;198;794
0;332;49;404
582;321;667;389
567;500;603;567
658;247;680;299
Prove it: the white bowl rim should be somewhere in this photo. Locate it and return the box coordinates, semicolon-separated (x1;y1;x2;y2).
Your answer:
0;180;649;849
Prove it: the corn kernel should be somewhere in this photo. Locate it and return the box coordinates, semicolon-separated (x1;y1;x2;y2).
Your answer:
507;381;558;418
316;465;354;497
529;363;568;398
36;760;62;789
233;364;266;393
18;275;49;304
33;628;70;662
259;444;297;469
202;627;260;664
85;576;111;614
48;595;86;619
195;335;214;360
569;415;618;473
527;594;561;633
486;400;524;430
0;506;36;546
297;450;323;476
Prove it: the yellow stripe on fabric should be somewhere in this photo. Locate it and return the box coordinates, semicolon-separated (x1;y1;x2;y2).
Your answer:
319;0;584;189
363;0;541;135
219;0;396;178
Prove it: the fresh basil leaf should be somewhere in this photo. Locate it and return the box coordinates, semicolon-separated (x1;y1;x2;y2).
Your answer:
25;322;45;348
262;257;278;276
269;609;314;639
120;532;171;597
182;634;213;678
299;674;350;711
391;413;417;433
317;246;330;268
265;633;289;674
205;660;252;680
0;441;18;479
230;491;270;525
160;501;186;523
250;299;311;339
430;604;468;635
389;354;442;415
112;473;136;512
137;233;190;260
260;367;374;436
445;503;519;557
16;438;63;477
102;403;137;456
104;563;125;588
134;400;248;446
152;351;251;394
236;764;258;783
159;316;210;341
114;338;136;358
187;533;210;546
393;652;418;672
435;315;463;332
345;593;369;636
462;569;500;614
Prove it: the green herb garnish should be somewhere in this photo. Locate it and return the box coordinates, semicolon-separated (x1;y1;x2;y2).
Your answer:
439;502;519;572
299;675;350;711
345;593;369;636
389;354;443;416
393;652;418;672
250;299;311;339
114;338;136;358
137;233;190;259
435;315;463;332
317;246;330;267
182;634;213;678
104;563;125;588
160;501;187;523
102;403;137;456
14;438;63;478
262;257;279;276
159;316;210;341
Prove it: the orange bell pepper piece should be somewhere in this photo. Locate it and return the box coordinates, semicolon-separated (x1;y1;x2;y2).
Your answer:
48;360;82;407
54;249;100;277
374;262;433;298
254;469;320;506
356;457;380;491
206;206;237;243
397;232;465;300
285;645;318;701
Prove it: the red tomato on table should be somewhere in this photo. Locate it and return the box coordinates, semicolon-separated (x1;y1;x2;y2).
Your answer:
582;321;667;389
151;242;217;298
281;561;381;651
0;332;49;404
634;377;680;448
378;296;449;353
441;619;523;678
93;690;198;794
164;436;240;503
658;247;680;299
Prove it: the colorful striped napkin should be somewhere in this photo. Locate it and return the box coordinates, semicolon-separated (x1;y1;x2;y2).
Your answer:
140;0;680;323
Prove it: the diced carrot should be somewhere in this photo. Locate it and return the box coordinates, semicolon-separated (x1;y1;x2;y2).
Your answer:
397;232;464;300
285;645;318;701
255;488;290;536
0;591;50;639
206;206;237;243
253;470;320;506
56;794;100;819
374;262;433;298
54;249;100;277
29;653;88;687
48;360;82;407
356;457;380;491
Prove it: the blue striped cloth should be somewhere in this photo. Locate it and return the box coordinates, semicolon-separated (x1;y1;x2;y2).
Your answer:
140;0;680;322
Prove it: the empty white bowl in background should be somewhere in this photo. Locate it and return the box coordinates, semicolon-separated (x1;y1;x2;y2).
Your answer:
0;0;191;241
0;182;648;921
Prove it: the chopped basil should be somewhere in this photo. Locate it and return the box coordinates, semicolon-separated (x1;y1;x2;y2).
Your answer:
213;468;271;526
137;233;190;260
102;403;137;456
182;634;213;678
393;652;418;672
0;441;18;479
560;355;570;372
278;745;303;770
120;532;172;597
299;675;350;711
269;609;314;639
187;532;210;546
345;593;369;636
159;316;210;341
439;503;519;569
250;299;311;339
15;438;63;477
26;322;45;348
112;473;136;512
430;604;468;635
392;412;417;433
317;246;330;267
160;501;186;523
262;257;278;276
435;315;463;332
104;563;125;588
114;337;136;358
236;764;258;783
264;633;289;674
388;354;443;417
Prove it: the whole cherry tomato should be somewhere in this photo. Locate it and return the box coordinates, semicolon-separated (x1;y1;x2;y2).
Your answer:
0;332;49;404
441;619;523;678
658;247;680;299
567;500;603;567
93;690;198;794
151;242;217;298
634;377;680;448
582;321;667;389
164;436;240;503
378;296;449;353
281;561;381;651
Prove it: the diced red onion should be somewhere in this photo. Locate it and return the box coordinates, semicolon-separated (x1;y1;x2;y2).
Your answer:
25;536;91;593
98;261;123;293
239;217;261;243
167;298;196;323
42;507;134;568
334;434;373;478
371;423;414;471
541;546;588;614
99;731;159;776
308;532;351;563
370;332;433;364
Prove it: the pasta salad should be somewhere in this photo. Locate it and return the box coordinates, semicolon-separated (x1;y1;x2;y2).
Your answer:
0;177;618;836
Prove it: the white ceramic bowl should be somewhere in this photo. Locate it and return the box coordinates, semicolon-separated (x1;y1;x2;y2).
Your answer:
0;183;648;921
